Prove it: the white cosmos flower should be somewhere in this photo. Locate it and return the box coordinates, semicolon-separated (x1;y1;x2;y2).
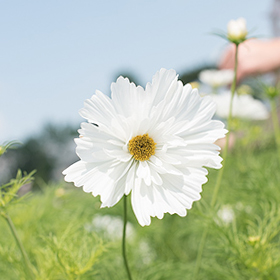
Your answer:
199;69;234;88
89;214;134;240
210;91;269;120
63;69;227;226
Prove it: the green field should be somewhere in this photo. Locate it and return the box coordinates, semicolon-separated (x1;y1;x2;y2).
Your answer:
1;134;280;280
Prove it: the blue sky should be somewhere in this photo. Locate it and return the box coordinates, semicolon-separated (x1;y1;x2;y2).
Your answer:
0;0;273;143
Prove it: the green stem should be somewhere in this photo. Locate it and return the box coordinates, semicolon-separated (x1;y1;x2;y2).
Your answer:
193;44;239;279
4;213;35;280
270;98;280;162
193;227;209;278
122;195;133;280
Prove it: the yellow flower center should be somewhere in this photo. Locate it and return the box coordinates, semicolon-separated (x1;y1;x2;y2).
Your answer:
128;134;156;161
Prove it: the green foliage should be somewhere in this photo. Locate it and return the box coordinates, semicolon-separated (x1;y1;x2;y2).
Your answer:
0;130;280;279
212;203;280;280
0;141;21;157
0;142;36;213
35;229;105;279
0;170;35;211
261;83;280;100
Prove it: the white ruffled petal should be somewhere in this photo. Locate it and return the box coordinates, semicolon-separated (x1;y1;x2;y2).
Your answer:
111;76;147;118
79;90;116;126
131;174;187;226
145;68;178;111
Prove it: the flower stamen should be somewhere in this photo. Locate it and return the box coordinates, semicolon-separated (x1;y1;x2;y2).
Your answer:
128;134;156;161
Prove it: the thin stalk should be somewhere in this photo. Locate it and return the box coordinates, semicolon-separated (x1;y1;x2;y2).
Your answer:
193;227;209;278
4;213;35;280
270;98;280;162
122;195;133;280
211;44;238;207
193;44;239;279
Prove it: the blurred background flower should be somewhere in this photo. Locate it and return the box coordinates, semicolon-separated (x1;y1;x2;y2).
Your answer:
210;91;270;120
217;204;235;225
199;69;234;88
86;214;135;240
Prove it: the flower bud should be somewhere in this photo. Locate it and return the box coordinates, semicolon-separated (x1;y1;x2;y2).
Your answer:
236;84;253;95
227;18;247;44
264;85;280;99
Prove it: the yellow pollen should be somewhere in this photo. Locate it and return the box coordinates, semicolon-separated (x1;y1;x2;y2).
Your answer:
128;134;156;161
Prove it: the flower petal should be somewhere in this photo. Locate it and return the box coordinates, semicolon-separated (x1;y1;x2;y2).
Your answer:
111;76;146;118
79;90;116;126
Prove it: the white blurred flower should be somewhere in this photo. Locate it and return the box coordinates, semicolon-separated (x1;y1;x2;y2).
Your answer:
211;91;269;120
217;205;235;225
199;69;234;88
138;241;155;265
88;214;134;240
227;17;247;43
63;68;227;226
